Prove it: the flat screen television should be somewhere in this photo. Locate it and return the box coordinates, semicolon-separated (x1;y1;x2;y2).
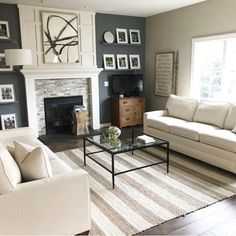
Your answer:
112;74;143;97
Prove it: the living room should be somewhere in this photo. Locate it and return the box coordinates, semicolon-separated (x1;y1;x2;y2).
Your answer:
0;0;236;235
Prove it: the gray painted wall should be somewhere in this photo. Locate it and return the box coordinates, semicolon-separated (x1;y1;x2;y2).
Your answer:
0;3;28;129
145;0;236;111
96;13;145;124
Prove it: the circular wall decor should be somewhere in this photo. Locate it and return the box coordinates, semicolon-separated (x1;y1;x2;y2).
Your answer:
103;31;115;43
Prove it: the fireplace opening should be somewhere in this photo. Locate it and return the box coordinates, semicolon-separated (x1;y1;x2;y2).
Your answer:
44;96;83;134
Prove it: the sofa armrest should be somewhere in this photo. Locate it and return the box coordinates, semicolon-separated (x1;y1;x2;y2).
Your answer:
0;127;35;141
144;110;168;120
0;169;91;235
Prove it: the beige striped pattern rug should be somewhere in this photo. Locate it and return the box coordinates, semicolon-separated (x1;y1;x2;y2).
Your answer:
56;147;236;236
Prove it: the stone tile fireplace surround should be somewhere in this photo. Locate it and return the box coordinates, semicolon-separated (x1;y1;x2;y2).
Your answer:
22;68;103;137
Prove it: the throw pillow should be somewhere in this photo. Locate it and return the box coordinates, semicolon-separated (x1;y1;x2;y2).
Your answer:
0;147;22;194
14;141;52;181
232;125;236;133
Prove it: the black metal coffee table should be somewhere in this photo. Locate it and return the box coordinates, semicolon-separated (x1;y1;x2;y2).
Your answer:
83;128;169;188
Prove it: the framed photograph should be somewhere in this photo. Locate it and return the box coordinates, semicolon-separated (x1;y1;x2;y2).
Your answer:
103;54;116;70
117;54;128;69
0;84;15;103
129;54;141;69
129;29;141;44
1;113;17;130
116;28;128;44
41;11;79;64
0;21;10;39
0;54;12;71
155;52;175;96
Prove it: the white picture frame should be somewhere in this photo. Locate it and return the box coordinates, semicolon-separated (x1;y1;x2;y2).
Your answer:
1;113;17;130
117;54;128;69
116;28;128;44
0;21;10;39
129;29;141;44
103;54;116;70
129;54;141;69
0;54;12;71
41;11;79;64
0;84;15;103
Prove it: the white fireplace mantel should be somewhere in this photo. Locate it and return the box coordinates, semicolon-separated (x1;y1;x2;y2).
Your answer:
21;67;103;137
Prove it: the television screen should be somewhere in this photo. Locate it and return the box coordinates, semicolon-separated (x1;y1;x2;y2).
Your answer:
112;74;143;97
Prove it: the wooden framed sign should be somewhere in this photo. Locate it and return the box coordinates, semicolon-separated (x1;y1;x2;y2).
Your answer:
155;52;175;96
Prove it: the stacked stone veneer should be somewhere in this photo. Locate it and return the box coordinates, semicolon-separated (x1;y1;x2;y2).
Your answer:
35;78;91;135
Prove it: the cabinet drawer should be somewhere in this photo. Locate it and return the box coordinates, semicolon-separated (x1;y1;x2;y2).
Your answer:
120;98;144;106
120;106;135;115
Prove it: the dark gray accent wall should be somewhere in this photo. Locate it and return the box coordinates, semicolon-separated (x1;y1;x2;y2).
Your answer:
0;3;28;129
96;13;145;124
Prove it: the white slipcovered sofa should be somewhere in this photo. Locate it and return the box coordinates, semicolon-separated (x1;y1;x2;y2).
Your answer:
144;95;236;173
0;127;91;235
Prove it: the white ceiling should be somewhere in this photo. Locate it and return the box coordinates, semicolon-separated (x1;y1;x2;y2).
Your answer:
0;0;206;17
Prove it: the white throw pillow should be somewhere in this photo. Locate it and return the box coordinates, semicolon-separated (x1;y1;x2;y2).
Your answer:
166;94;199;121
232;126;236;133
14;141;52;181
0;147;21;194
224;104;236;130
193;101;230;128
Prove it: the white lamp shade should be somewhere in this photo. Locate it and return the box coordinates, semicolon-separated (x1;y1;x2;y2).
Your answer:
4;49;32;66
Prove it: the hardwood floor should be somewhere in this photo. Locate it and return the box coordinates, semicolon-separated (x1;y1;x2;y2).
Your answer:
41;129;236;236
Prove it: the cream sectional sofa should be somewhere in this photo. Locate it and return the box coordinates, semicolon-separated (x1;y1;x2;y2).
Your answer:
144;95;236;173
0;127;91;235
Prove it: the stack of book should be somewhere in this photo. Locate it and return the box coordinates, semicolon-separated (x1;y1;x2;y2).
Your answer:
136;135;155;143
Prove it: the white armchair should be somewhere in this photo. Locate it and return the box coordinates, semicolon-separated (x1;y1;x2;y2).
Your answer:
0;127;91;235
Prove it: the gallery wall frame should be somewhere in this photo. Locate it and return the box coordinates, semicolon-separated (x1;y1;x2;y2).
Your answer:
116;28;128;44
103;54;116;70
0;84;15;103
0;21;10;39
117;54;128;69
1;113;17;130
155;51;176;97
129;54;141;69
129;29;141;44
41;11;79;64
0;54;13;71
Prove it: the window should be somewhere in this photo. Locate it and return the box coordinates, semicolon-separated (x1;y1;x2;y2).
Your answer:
191;33;236;102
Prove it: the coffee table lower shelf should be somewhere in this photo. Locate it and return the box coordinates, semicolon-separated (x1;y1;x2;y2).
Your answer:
83;137;169;189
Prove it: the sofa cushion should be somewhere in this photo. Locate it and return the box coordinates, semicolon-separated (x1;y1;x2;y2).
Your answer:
224;104;236;130
14;141;52;181
166;94;199;121
0;147;21;194
200;130;236;152
193;101;230;128
146;116;188;133
170;122;219;141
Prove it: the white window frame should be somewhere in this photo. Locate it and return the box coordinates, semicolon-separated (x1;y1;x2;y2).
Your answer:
191;32;236;100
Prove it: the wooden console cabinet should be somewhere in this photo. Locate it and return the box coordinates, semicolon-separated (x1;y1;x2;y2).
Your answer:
111;96;145;128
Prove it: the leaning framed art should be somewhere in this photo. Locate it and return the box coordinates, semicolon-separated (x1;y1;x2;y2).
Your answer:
155;52;176;96
41;11;79;64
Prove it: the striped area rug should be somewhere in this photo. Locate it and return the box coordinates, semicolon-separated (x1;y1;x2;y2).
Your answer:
56;147;236;236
